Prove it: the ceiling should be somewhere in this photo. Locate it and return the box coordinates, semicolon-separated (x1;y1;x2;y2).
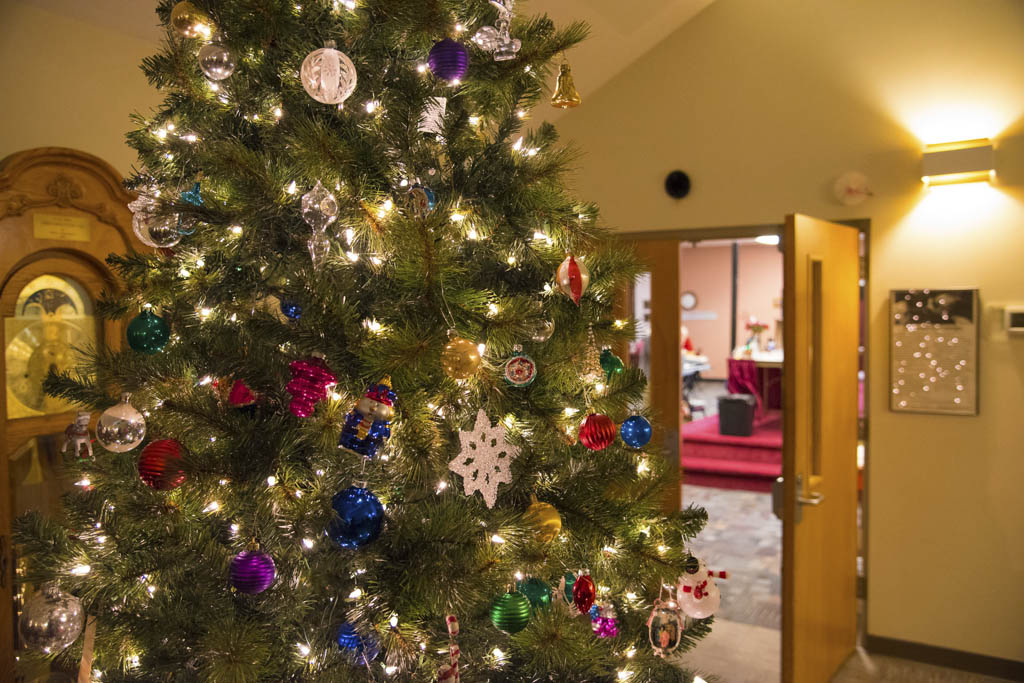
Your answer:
17;0;716;105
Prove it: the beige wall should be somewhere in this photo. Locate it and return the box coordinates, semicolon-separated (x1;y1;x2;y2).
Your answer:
0;1;162;174
553;0;1024;663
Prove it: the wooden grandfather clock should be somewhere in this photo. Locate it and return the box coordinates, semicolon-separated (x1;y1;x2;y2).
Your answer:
0;147;143;677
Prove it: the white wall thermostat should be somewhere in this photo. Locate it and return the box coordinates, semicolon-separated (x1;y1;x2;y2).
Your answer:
1006;306;1024;334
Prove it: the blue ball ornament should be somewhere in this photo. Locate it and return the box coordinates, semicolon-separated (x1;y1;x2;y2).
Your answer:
428;38;469;82
329;486;384;549
279;299;302;321
336;622;379;665
619;415;652;448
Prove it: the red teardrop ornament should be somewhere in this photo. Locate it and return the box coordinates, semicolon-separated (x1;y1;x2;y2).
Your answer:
572;573;596;614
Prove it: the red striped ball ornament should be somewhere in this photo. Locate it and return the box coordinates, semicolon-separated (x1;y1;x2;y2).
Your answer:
579;413;615;451
138;439;186;490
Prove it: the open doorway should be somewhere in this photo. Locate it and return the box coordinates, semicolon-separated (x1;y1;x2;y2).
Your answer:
627;220;868;682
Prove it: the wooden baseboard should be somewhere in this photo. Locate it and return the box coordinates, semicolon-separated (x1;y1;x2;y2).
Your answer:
864;634;1024;680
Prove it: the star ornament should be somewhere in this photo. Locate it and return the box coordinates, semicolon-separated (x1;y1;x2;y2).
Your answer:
448;409;518;508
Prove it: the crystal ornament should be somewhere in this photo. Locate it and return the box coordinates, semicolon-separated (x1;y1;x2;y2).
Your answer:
96;393;146;453
301;41;357;105
448;409;518;508
581;325;603;384
302;181;339;268
198;36;236;80
473;0;521;61
18;582;84;654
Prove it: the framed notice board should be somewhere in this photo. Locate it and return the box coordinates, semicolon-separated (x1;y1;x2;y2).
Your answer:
890;288;978;415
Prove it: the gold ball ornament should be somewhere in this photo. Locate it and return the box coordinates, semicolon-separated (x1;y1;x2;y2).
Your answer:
524;494;561;542
441;335;481;380
170;1;212;38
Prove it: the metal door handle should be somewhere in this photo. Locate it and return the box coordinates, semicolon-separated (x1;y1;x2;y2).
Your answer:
797;491;824;506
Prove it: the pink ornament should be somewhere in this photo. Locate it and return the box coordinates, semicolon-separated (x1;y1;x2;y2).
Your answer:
286;354;337;418
592;615;619;638
228;379;258;407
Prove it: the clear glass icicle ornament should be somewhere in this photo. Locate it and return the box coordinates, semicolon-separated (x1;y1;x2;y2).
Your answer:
581;324;603;384
301;180;338;268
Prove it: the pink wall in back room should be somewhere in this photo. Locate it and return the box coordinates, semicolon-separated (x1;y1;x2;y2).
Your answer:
680;245;731;379
736;243;783;346
680;242;783;379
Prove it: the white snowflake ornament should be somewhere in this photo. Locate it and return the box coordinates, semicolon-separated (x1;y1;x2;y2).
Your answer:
448;409;518;508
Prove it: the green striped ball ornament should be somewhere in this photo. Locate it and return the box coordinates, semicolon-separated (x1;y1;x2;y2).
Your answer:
490;591;531;633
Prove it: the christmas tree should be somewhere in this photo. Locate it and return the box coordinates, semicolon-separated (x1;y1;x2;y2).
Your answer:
15;1;716;680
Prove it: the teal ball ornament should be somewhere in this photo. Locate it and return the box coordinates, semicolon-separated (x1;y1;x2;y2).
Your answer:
516;578;552;611
490;591;531;633
620;415;652;448
127;310;170;354
562;572;577;603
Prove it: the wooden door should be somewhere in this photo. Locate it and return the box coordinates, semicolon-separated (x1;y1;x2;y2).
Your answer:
781;215;859;682
629;239;681;512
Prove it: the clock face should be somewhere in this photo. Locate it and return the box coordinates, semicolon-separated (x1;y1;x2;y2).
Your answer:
681;291;698;311
5;274;96;419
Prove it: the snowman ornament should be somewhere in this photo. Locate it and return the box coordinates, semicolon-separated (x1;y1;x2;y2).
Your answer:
676;558;727;619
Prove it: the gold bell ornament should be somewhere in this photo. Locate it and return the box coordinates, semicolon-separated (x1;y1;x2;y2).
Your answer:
524;494;562;542
551;61;582;109
441;332;482;380
170;1;212;39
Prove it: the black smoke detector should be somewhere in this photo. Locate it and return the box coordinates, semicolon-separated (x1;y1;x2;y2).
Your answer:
665;170;691;199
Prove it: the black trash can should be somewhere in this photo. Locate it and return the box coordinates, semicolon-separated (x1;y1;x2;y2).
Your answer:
718;394;756;437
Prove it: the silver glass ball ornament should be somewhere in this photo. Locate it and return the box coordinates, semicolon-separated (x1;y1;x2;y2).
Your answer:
18;582;84;654
199;37;236;81
301;40;357;105
96;393;147;453
142;213;182;248
531;318;555;343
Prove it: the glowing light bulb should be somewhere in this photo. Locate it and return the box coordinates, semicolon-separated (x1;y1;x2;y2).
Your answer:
348;587;363;599
70;564;91;575
230;225;243;235
491;534;506;544
302;538;314;549
296;643;310;656
204;501;221;513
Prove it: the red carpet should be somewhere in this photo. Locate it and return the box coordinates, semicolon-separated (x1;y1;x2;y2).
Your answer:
681;411;782;492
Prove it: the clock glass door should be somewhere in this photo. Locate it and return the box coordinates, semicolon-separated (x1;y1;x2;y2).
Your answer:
5;274;97;419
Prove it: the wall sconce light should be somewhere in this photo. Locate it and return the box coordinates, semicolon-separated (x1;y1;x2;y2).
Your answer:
921;138;994;186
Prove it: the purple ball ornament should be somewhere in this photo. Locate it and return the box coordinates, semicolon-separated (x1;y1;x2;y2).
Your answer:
230;548;276;595
428;38;469;82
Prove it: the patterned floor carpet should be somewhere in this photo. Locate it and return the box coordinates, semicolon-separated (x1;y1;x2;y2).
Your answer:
683;485;782;629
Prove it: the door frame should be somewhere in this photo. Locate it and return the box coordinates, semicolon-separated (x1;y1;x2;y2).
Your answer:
620;219;871;675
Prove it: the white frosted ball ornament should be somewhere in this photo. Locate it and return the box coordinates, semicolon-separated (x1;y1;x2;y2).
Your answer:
199;37;236;81
96;393;147;453
19;582;84;654
301;40;357;105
